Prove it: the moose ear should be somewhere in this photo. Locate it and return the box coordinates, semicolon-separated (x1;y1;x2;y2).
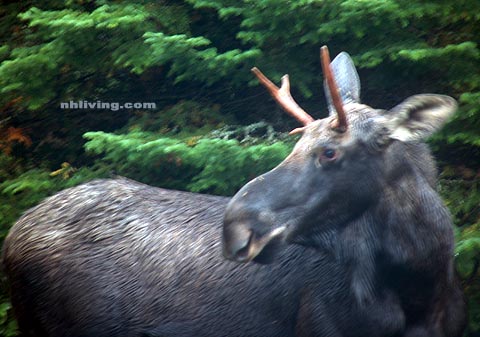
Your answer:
387;94;457;142
324;52;361;116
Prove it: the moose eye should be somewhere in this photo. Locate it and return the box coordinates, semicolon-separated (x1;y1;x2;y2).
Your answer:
322;148;337;160
315;147;338;168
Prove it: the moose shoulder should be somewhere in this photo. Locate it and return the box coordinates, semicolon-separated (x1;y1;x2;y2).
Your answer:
3;47;466;337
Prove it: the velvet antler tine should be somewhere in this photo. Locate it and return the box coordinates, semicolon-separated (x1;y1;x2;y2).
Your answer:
252;67;314;126
320;46;347;131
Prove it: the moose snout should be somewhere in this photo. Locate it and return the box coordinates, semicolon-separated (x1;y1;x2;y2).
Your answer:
223;221;287;263
222;222;254;262
223;201;287;263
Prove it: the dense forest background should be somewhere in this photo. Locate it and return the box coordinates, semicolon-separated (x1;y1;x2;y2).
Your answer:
0;0;479;335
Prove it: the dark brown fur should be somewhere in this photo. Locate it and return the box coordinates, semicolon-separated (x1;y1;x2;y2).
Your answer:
3;177;420;337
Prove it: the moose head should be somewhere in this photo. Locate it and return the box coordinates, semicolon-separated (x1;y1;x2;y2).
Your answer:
223;46;456;263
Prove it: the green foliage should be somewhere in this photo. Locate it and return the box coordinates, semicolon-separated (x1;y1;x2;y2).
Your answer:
0;170;53;235
2;4;151;109
456;222;480;279
84;128;292;195
1;0;479;162
0;166;108;238
191;0;479;97
0;301;18;337
0;2;259;110
439;169;480;332
142;31;260;84
456;219;480;331
442;176;480;279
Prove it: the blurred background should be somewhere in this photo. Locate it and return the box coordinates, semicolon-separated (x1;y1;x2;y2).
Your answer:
0;0;478;335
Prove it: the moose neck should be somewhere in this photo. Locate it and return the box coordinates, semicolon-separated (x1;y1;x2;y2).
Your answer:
295;139;452;304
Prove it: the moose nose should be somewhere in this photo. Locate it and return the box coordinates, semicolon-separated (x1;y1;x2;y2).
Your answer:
223;223;254;262
223;192;286;263
223;218;287;263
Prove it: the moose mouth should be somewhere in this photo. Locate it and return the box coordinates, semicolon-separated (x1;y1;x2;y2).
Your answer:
224;226;287;264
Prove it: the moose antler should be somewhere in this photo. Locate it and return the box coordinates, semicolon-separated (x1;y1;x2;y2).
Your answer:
320;46;347;131
251;67;315;130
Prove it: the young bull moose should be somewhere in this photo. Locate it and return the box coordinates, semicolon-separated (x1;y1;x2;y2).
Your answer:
3;47;465;337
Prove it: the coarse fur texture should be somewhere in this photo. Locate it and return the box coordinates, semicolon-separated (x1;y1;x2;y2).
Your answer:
3;178;409;337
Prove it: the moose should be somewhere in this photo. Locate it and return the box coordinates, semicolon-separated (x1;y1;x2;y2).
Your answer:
2;47;466;337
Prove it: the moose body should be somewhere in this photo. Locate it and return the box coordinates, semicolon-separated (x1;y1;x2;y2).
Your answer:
3;48;466;337
4;178;410;337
